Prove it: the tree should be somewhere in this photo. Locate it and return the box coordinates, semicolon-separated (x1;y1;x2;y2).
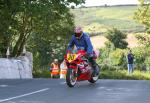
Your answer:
134;0;150;31
28;18;74;66
0;0;85;57
105;28;128;49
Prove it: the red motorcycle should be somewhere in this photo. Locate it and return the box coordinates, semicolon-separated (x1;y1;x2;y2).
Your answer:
64;49;100;87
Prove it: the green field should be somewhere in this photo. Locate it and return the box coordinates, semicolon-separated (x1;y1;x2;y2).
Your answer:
72;6;145;33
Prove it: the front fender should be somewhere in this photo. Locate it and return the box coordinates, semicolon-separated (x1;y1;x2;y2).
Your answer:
68;65;77;70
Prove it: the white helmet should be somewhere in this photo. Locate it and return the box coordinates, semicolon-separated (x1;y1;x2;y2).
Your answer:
74;26;83;38
54;59;58;62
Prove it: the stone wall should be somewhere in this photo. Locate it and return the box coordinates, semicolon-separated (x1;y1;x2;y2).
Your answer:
0;52;33;79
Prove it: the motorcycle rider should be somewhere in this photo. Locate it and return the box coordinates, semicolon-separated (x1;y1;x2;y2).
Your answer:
67;26;98;76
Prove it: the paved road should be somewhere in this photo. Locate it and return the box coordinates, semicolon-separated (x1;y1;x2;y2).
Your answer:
0;79;150;103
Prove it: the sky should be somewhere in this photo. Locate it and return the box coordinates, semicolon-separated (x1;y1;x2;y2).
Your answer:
83;0;139;7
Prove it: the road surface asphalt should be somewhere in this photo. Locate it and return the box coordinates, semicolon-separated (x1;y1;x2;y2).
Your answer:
0;79;150;103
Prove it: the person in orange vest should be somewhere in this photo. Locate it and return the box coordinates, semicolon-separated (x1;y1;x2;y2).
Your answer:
50;59;60;78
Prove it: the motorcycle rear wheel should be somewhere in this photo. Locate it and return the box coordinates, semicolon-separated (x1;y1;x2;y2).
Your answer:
66;69;77;87
88;64;100;83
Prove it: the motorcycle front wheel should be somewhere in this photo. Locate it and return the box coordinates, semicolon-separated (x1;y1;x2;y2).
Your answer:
66;69;77;87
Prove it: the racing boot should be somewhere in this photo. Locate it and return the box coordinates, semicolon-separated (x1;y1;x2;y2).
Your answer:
88;57;99;77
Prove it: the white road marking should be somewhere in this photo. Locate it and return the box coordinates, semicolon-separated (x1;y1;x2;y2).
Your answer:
105;93;124;95
0;88;49;103
0;85;8;87
98;87;106;89
106;89;113;91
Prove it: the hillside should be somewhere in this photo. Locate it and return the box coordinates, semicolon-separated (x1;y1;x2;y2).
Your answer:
71;6;145;33
91;34;139;49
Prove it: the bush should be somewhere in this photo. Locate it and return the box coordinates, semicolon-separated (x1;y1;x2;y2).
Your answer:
144;56;150;71
98;48;127;70
100;64;116;71
131;47;150;70
98;46;150;71
33;68;51;78
109;49;126;66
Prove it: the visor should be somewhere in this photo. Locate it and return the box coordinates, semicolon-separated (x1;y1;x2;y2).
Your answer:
75;33;82;38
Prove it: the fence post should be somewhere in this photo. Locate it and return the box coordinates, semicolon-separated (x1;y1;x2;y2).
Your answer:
6;47;10;58
22;45;26;56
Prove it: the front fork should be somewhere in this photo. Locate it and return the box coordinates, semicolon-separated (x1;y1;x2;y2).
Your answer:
68;65;78;77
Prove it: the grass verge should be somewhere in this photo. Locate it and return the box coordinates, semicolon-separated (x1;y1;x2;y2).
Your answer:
33;69;150;80
33;69;51;78
100;70;150;80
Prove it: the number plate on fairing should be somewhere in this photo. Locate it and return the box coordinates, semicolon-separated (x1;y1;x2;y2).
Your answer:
67;54;77;63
